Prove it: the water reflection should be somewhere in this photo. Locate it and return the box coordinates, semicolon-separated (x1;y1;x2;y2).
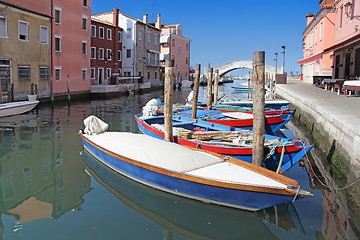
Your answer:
82;149;306;240
0;103;92;237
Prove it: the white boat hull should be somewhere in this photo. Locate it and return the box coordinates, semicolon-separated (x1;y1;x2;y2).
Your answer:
0;101;39;118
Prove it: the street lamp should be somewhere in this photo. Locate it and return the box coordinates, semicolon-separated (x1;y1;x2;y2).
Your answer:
281;46;286;74
344;1;360;19
274;52;278;74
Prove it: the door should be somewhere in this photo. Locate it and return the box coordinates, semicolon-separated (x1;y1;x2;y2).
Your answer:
355;48;360;77
0;59;11;98
335;55;340;79
345;52;351;78
98;68;104;84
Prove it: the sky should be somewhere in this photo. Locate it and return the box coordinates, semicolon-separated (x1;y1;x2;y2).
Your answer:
92;0;320;76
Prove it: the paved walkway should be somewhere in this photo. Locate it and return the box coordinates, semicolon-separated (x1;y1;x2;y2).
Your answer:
275;79;360;174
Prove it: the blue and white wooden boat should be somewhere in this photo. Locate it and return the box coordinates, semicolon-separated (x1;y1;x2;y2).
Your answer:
82;149;304;239
81;116;312;211
135;114;313;172
218;99;290;110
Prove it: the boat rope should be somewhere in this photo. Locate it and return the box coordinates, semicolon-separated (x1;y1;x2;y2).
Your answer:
265;140;289;160
292;186;301;202
301;142;360;192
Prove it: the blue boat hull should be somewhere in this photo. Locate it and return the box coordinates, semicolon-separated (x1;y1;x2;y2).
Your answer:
82;137;301;211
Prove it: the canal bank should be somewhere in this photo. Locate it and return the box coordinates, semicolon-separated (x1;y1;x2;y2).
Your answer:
276;78;360;223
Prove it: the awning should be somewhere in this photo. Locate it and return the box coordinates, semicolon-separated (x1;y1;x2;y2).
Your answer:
297;52;323;65
189;69;195;73
148;49;160;54
160;35;170;43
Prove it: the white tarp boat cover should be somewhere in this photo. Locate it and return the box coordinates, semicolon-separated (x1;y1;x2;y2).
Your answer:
83;115;109;135
142;99;160;117
222;112;254;120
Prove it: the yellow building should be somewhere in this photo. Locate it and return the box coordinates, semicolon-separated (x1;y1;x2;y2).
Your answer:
0;2;51;101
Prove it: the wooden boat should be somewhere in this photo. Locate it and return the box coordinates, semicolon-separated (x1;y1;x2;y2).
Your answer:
206;105;294;116
0;100;39;118
173;109;291;135
82;149;304;239
217;99;290;110
232;86;253;93
135;114;313;172
80;116;312;211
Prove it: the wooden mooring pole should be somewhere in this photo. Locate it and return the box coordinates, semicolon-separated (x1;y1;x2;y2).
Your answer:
252;51;266;167
0;79;2;104
213;69;219;105
191;64;201;119
164;60;175;142
206;68;213;110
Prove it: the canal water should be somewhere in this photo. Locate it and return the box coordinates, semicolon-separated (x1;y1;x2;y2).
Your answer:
0;82;358;239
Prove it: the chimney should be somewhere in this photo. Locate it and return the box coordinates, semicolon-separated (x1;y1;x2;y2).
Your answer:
113;8;120;26
155;14;161;29
306;12;315;26
143;14;148;24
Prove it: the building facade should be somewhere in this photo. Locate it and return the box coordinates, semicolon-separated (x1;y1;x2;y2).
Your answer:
90;17;123;85
92;9;161;86
298;0;336;84
155;14;191;84
1;0;91;102
324;0;360;79
0;1;51;101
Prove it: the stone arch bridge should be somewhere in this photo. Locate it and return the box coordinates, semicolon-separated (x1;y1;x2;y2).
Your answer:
212;60;279;79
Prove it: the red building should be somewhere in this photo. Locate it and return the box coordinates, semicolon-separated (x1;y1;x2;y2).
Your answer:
90;12;123;85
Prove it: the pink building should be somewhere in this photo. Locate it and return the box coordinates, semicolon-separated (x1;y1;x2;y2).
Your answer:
298;0;336;84
155;15;191;84
324;0;360;79
2;0;91;101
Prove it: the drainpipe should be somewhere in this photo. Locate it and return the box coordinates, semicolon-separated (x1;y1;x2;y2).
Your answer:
50;0;54;103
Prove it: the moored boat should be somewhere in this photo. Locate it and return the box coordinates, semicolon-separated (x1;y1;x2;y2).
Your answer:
0;100;39;118
135;114;313;172
217;99;290;110
173;109;291;134
80;116;312;211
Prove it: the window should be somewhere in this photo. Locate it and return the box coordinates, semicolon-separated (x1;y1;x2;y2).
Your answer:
310;31;313;47
118;50;122;61
0;16;8;38
107;68;111;78
147;71;150;79
155;53;158;65
107;29;112;40
315;27;317;44
155;34;158;44
18;21;29;40
340;7;343;28
178;29;181;35
99;27;104;38
139;29;143;40
185;71;188;79
82;69;87;80
91;47;96;59
107;49;112;60
118;31;122;42
83;0;87;7
55;35;61;51
39;66;50;80
90;68;95;79
172;39;175;47
99;48;104;59
155;71;157;79
139;49;142;58
55;67;61;80
148;52;151;64
178;47;181;54
186;42;188;50
127;49;131;58
148;32;151;42
82;41;87;55
91;25;96;37
186;57;188;64
320;22;323;41
54;7;61;24
40;26;48;44
18;65;31;81
127;28;132;38
82;17;87;30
